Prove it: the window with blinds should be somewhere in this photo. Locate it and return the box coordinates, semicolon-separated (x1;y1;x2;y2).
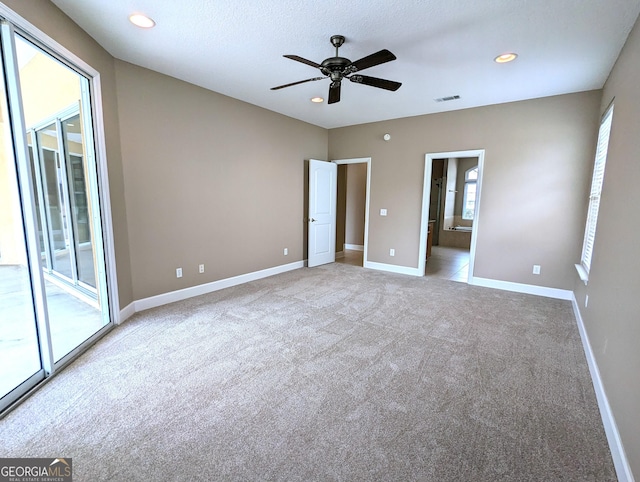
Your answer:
580;104;614;275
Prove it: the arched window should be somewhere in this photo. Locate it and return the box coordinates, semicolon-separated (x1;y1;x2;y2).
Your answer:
462;167;478;220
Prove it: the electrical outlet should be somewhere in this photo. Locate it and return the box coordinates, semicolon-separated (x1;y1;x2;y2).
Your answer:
380;208;387;216
532;265;541;275
199;264;205;273
284;248;288;255
390;248;395;256
176;267;183;278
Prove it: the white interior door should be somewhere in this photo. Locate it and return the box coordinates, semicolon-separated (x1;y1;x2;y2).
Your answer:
308;159;337;267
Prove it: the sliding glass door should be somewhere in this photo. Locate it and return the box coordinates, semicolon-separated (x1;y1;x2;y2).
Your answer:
0;18;113;410
28;110;97;292
0;58;43;401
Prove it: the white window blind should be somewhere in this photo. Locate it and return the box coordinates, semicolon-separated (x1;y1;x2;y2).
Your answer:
580;104;614;274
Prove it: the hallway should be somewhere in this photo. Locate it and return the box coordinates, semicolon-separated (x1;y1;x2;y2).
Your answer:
335;246;469;283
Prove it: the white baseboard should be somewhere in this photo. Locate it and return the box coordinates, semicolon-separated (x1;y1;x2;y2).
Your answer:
469;277;573;300
364;260;421;277
119;301;136;324
133;261;304;313
344;244;364;251
571;295;634;482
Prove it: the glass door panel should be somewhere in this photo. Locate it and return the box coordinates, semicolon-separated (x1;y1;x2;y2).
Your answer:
26;131;48;265
62;114;95;288
15;35;109;362
0;46;42;401
37;125;75;280
0;185;42;400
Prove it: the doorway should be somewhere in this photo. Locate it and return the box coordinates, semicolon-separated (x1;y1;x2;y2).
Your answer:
419;150;485;281
0;19;116;412
333;157;371;268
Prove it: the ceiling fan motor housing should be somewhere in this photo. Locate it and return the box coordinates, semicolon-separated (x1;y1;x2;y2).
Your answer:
321;57;352;80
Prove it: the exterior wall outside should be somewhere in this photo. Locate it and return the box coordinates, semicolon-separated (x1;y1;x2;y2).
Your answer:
19;52;80;127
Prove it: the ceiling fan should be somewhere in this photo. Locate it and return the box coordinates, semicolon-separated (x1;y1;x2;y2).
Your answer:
271;35;402;104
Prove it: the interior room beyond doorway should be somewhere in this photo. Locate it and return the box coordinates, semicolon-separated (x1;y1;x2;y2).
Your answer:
425;157;477;282
335;159;369;268
421;150;484;281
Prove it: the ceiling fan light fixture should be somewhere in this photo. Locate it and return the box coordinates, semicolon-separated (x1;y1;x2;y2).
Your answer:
311;97;324;103
129;13;156;29
494;53;518;63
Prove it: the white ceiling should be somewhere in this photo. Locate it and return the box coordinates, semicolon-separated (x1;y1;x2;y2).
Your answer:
50;0;640;129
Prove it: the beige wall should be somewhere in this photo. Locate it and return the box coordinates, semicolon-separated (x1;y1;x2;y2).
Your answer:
114;60;328;300
345;163;367;246
1;0;134;308
574;13;640;479
329;91;601;289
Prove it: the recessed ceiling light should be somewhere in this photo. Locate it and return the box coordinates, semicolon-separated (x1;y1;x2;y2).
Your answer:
129;13;156;29
494;53;518;63
311;97;324;103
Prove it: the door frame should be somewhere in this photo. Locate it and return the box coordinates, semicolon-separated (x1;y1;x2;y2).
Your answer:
332;157;371;268
419;149;485;280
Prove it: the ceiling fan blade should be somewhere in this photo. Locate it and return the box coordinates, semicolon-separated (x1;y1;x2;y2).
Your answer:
349;75;402;91
271;77;325;90
283;55;322;69
328;81;341;104
350;49;396;72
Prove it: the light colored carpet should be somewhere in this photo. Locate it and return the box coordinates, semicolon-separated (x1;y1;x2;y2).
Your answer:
0;263;615;481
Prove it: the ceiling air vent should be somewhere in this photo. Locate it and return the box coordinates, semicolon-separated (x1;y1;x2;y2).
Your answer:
434;95;460;102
